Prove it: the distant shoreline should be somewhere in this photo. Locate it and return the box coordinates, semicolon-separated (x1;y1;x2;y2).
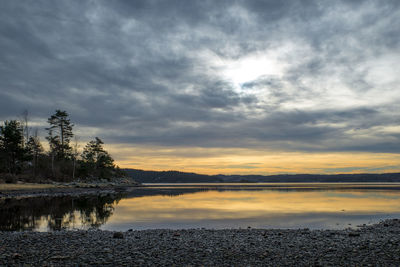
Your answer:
124;168;400;183
1;219;400;266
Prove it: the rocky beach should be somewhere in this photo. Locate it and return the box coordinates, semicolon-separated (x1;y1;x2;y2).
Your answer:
1;219;399;266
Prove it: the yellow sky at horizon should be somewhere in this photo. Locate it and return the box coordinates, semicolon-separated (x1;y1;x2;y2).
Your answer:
105;144;400;175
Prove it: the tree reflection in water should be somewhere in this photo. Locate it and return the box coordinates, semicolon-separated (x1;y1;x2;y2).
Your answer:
0;194;123;231
0;188;207;231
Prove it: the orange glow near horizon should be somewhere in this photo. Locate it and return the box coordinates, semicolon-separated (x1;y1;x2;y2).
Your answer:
105;144;400;175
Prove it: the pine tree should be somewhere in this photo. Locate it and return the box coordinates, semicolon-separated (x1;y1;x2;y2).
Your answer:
81;137;115;179
0;120;25;174
46;110;74;159
26;130;44;177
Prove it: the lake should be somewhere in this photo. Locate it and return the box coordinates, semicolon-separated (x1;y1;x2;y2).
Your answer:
2;183;400;231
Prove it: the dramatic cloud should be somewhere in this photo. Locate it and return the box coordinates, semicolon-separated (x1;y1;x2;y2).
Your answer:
0;0;399;173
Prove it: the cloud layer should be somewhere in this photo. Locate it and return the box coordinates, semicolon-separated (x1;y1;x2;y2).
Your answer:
1;0;400;160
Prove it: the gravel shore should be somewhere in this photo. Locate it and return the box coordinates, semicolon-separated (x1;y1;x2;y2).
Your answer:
1;219;400;266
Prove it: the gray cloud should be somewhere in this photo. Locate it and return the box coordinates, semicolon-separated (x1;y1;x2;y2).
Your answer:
0;0;399;153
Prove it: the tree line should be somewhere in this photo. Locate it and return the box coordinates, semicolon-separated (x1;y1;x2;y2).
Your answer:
0;110;124;182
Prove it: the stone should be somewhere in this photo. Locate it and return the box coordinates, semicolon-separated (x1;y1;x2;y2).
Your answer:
12;253;22;259
50;255;69;260
349;232;360;237
113;232;124;239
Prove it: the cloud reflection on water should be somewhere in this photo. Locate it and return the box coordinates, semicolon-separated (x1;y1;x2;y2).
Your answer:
102;188;400;230
2;186;400;231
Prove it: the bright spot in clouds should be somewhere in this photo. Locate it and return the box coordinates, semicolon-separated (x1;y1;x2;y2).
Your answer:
218;52;287;90
225;56;278;85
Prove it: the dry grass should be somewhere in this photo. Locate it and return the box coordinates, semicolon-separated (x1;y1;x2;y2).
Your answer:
0;183;66;191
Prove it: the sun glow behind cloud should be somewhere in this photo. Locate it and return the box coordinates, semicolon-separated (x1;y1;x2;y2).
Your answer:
219;52;287;90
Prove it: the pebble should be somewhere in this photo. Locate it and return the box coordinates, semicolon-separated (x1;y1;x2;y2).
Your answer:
113;232;124;239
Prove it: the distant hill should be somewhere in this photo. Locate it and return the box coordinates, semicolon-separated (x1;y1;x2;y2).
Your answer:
123;169;400;183
123;169;220;183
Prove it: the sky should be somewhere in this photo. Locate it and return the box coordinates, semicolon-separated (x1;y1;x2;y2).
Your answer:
1;0;400;175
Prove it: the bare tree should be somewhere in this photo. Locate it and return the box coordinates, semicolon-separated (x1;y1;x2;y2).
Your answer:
72;136;80;180
21;109;30;147
48;129;56;177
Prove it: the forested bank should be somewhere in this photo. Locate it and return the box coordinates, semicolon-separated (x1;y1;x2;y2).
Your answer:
0;110;125;183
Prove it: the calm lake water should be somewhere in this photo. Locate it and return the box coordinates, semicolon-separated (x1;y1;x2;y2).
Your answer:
2;183;400;231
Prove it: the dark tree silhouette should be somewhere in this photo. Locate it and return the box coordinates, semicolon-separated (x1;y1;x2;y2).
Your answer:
26;129;44;177
0;120;25;174
46;110;74;178
0;110;127;183
81;137;115;179
46;110;74;159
